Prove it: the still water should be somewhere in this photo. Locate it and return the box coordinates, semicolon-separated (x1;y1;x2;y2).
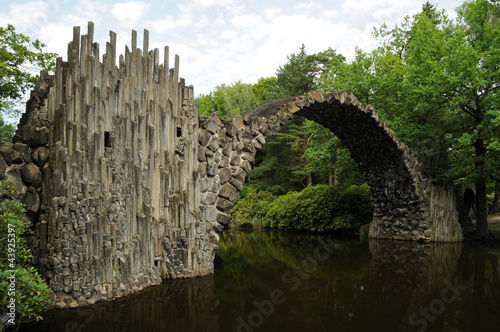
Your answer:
21;230;500;332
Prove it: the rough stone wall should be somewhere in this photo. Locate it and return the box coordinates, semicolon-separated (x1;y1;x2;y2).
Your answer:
199;91;463;242
10;23;214;309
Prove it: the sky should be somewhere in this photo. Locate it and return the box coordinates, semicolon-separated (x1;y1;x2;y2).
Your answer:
0;0;464;97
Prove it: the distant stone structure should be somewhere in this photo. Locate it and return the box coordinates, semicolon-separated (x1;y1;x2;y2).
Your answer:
0;23;464;308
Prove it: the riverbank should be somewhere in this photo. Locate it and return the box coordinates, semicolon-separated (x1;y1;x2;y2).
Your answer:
488;215;500;233
466;215;500;240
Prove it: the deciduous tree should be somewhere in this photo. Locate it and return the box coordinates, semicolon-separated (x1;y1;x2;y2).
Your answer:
0;24;57;143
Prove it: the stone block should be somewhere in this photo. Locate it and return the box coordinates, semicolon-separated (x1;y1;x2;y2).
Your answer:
232;167;246;183
240;160;252;173
230;151;240;167
219;167;232;184
215;197;235;213
216;213;232;226
199;129;211;146
229;178;243;191
0;146;23;165
198;162;208;177
4;165;27;197
20;162;43;188
21;187;40;220
12;143;31;163
218;183;239;203
205;120;219;134
204;192;218;205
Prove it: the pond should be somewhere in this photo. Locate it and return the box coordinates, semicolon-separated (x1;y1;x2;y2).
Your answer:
20;230;500;332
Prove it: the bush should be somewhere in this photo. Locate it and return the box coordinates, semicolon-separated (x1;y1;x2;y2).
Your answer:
230;187;277;227
0;182;52;326
263;184;372;232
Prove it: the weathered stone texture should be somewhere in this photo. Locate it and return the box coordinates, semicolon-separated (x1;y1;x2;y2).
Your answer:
7;23;214;309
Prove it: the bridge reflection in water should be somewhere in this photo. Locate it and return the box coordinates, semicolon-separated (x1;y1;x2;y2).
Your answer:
21;231;500;332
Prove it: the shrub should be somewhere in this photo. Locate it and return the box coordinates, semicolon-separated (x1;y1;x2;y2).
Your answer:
263;184;372;232
0;182;53;327
230;187;277;227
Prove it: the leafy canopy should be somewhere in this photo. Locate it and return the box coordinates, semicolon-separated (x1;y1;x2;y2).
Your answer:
0;24;57;143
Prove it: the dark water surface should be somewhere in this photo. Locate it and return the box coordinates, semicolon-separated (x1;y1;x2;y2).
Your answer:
20;230;500;332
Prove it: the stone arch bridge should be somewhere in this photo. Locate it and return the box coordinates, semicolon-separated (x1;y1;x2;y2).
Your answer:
0;24;462;309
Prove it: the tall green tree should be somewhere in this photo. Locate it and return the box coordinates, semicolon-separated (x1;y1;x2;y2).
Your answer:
276;44;345;95
252;76;285;103
319;0;500;238
0;24;57;143
300;120;363;189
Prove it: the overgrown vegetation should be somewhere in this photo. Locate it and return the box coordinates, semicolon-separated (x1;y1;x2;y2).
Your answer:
0;24;57;144
262;184;371;232
0;181;52;327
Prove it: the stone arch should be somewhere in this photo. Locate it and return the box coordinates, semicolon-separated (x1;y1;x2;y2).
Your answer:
198;91;463;243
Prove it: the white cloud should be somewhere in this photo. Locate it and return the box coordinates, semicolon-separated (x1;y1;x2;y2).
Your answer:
230;14;264;29
0;1;49;35
293;3;315;10
193;0;239;6
112;1;151;27
263;7;281;20
38;23;74;59
321;10;340;19
341;0;420;22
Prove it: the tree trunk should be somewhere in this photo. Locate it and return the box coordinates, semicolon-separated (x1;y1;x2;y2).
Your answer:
307;173;312;186
489;180;500;215
327;163;333;186
474;138;488;238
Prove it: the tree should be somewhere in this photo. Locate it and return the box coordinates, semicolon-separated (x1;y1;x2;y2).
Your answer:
246;117;308;195
444;0;500;237
301;121;364;188
0;24;57;143
319;0;500;238
276;44;345;96
195;81;260;120
252;76;285;103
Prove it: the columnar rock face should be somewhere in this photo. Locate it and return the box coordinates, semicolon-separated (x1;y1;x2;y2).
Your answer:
200;91;464;243
4;24;464;309
11;23;214;309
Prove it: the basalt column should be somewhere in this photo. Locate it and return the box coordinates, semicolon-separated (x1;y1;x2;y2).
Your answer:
15;23;213;309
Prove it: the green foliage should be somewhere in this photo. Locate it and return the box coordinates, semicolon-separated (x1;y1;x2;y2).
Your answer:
247;117;364;194
0;181;53;325
300;120;364;189
246;117;308;195
252;76;286;103
195;92;223;117
195;81;260;120
318;0;500;236
0;116;15;145
229;187;276;227
276;44;345;96
263;184;372;232
0;24;57;144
